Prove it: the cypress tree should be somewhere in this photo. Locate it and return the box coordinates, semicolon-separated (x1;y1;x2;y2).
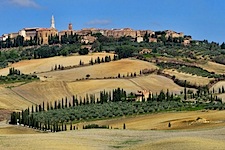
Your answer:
184;80;187;100
58;101;61;109
18;112;21;124
86;94;89;104
62;98;64;109
69;101;71;107
166;89;170;101
39;104;42;112
10;112;17;124
79;96;82;105
70;122;73;130
72;95;75;107
35;105;38;112
48;120;50;130
31;105;34;113
21;110;24;125
83;97;86;105
55;101;57;109
65;97;68;108
50;102;53;110
75;95;79;106
47;102;49;111
53;123;56;132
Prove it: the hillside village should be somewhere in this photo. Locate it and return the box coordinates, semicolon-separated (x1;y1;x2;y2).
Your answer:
0;16;192;48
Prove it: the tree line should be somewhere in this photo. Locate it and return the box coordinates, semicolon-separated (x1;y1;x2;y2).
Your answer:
9;86;224;132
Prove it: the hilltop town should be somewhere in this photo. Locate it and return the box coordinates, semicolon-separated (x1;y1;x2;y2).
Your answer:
0;16;192;48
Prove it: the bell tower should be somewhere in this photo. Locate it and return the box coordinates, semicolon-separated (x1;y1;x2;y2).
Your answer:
68;23;73;30
51;15;55;28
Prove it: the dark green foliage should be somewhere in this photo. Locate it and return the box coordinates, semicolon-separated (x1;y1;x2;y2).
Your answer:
115;46;136;59
221;42;225;49
78;48;89;55
9;112;18;124
83;124;108;129
123;123;126;129
0;68;39;84
184;80;187;100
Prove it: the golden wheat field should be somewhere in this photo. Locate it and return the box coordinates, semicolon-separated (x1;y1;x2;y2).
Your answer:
0;52;115;76
163;69;213;86
0;86;32;110
37;58;158;81
199;61;225;74
8;74;184;107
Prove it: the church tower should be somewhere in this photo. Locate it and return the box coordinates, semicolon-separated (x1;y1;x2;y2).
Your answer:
51;15;55;28
68;23;73;30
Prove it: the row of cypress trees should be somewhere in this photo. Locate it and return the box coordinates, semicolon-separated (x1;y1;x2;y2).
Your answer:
9;88;128;132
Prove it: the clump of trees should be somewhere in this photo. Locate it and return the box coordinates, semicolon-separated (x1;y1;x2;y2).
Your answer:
83;124;109;129
0;68;39;84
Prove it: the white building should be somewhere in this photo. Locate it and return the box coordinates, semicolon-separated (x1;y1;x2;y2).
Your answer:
136;37;143;43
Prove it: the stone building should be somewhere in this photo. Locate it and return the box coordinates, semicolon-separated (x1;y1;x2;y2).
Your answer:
19;28;39;41
58;23;76;40
36;15;58;45
135;90;152;101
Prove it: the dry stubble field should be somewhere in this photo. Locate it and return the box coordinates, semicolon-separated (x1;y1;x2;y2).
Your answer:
0;52;115;76
37;58;158;81
10;74;184;106
1;111;225;150
163;69;213;86
199;61;225;74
